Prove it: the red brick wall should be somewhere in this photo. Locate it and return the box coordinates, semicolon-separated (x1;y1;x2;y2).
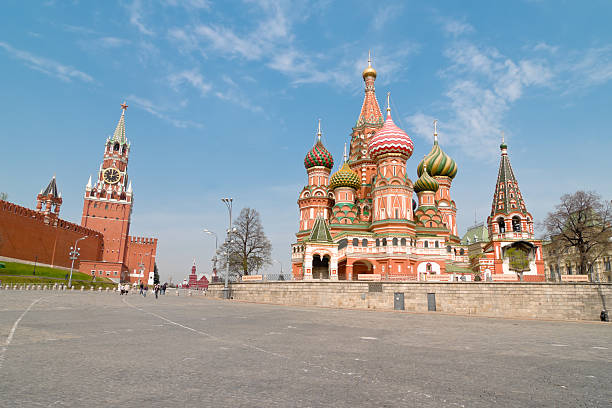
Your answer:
125;236;158;284
0;200;103;268
81;197;131;264
79;260;127;282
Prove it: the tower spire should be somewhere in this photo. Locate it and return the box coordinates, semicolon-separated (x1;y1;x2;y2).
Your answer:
317;118;322;142
500;130;508;152
433;119;438;144
386;92;391;116
343;142;347;163
112;102;128;144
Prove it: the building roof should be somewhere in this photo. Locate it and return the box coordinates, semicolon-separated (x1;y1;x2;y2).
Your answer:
308;215;333;243
417;122;457;179
368;95;413;160
490;140;528;217
461;222;489;244
42;176;59;197
355;54;383;129
111;103;129;145
304;120;334;169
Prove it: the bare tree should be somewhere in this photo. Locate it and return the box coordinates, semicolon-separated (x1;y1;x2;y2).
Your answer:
218;208;272;277
543;191;612;280
0;192;7;201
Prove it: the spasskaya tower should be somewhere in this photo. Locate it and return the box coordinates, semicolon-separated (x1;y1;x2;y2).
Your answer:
79;103;157;284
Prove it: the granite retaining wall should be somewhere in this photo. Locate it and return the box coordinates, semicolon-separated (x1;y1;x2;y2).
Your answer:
207;281;612;321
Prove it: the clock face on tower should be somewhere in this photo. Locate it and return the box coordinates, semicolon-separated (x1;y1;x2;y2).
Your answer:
103;168;121;184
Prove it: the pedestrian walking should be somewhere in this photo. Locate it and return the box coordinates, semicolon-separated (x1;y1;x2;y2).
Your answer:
143;285;148;297
154;284;160;299
162;282;167;295
139;282;144;295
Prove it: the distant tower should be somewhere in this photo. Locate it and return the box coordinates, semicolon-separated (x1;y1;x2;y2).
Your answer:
36;175;62;224
81;102;133;264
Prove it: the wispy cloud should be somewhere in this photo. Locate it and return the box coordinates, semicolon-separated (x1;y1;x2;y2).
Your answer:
125;0;154;36
168;68;212;95
0;41;94;83
372;4;404;30
407;40;552;158
439;17;474;37
127;94;203;128
562;45;612;93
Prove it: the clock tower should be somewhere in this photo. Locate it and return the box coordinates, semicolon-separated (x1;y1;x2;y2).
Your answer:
81;102;133;265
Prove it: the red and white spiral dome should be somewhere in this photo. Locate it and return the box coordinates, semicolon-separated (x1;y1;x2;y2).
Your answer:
368;111;414;160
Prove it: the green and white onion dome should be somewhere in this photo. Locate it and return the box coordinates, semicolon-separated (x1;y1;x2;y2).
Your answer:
329;162;361;190
417;141;457;179
304;140;334;169
413;166;439;193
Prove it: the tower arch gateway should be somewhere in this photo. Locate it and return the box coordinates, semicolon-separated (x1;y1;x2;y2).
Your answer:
292;56;469;281
78;102;158;284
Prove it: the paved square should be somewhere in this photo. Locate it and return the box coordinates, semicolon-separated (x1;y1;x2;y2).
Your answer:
1;291;610;407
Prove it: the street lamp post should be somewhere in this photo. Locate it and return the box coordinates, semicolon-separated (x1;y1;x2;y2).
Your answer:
221;197;233;299
203;229;219;282
68;236;88;288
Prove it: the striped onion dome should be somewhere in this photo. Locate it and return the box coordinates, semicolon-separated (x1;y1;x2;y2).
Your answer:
329;162;361;190
304;140;334;169
368;111;414;160
413;165;439;193
417;140;457;179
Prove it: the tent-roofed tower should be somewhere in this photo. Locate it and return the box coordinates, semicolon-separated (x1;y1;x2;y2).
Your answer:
487;134;533;239
483;134;544;280
36;175;62;223
348;52;384;201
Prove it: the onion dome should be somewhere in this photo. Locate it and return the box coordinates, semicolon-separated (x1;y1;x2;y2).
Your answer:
304;120;334;169
329;162;360;190
417;120;457;179
414;164;439;193
368;93;414;160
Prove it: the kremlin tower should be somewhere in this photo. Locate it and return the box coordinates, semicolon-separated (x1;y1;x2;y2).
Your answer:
292;56;469;281
78;103;158;284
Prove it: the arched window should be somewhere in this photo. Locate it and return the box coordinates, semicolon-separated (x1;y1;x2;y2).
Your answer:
392;237;398;246
114;143;120;151
459;248;465;255
352;238;359;247
400;238;406;246
446;245;452;253
424;241;429;248
497;217;505;233
512;216;521;232
376;238;380;247
426;263;432;272
435;241;439;248
382;238;387;246
362;238;368;247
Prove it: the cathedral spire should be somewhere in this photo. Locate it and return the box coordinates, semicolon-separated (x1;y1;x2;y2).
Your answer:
355;52;383;129
490;138;527;216
433;119;438;145
317;118;322;142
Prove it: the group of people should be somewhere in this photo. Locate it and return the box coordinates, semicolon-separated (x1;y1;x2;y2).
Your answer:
119;282;168;297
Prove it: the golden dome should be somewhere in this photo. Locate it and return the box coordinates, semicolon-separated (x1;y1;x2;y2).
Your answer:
362;50;377;80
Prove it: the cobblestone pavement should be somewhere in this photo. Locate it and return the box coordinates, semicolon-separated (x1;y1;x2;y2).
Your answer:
0;290;611;407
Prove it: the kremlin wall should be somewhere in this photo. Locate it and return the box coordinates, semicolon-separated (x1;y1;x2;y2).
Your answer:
0;104;158;284
0;199;103;269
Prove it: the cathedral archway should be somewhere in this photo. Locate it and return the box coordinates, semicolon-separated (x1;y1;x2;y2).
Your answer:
312;254;330;279
352;260;373;280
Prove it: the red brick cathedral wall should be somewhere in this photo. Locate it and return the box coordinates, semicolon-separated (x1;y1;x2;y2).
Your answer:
125;236;158;283
0;200;103;268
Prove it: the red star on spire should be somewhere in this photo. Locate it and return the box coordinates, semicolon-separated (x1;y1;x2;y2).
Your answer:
120;101;128;111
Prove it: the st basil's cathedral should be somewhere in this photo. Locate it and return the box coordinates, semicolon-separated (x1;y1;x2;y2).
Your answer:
291;56;545;282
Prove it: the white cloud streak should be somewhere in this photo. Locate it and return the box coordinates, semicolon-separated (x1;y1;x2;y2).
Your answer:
127;94;203;128
0;41;94;83
126;0;154;36
168;69;212;95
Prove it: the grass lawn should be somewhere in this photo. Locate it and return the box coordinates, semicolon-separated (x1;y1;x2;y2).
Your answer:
0;275;116;289
0;261;116;288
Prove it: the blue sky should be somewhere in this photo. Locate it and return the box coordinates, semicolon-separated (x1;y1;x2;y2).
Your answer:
1;1;611;283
